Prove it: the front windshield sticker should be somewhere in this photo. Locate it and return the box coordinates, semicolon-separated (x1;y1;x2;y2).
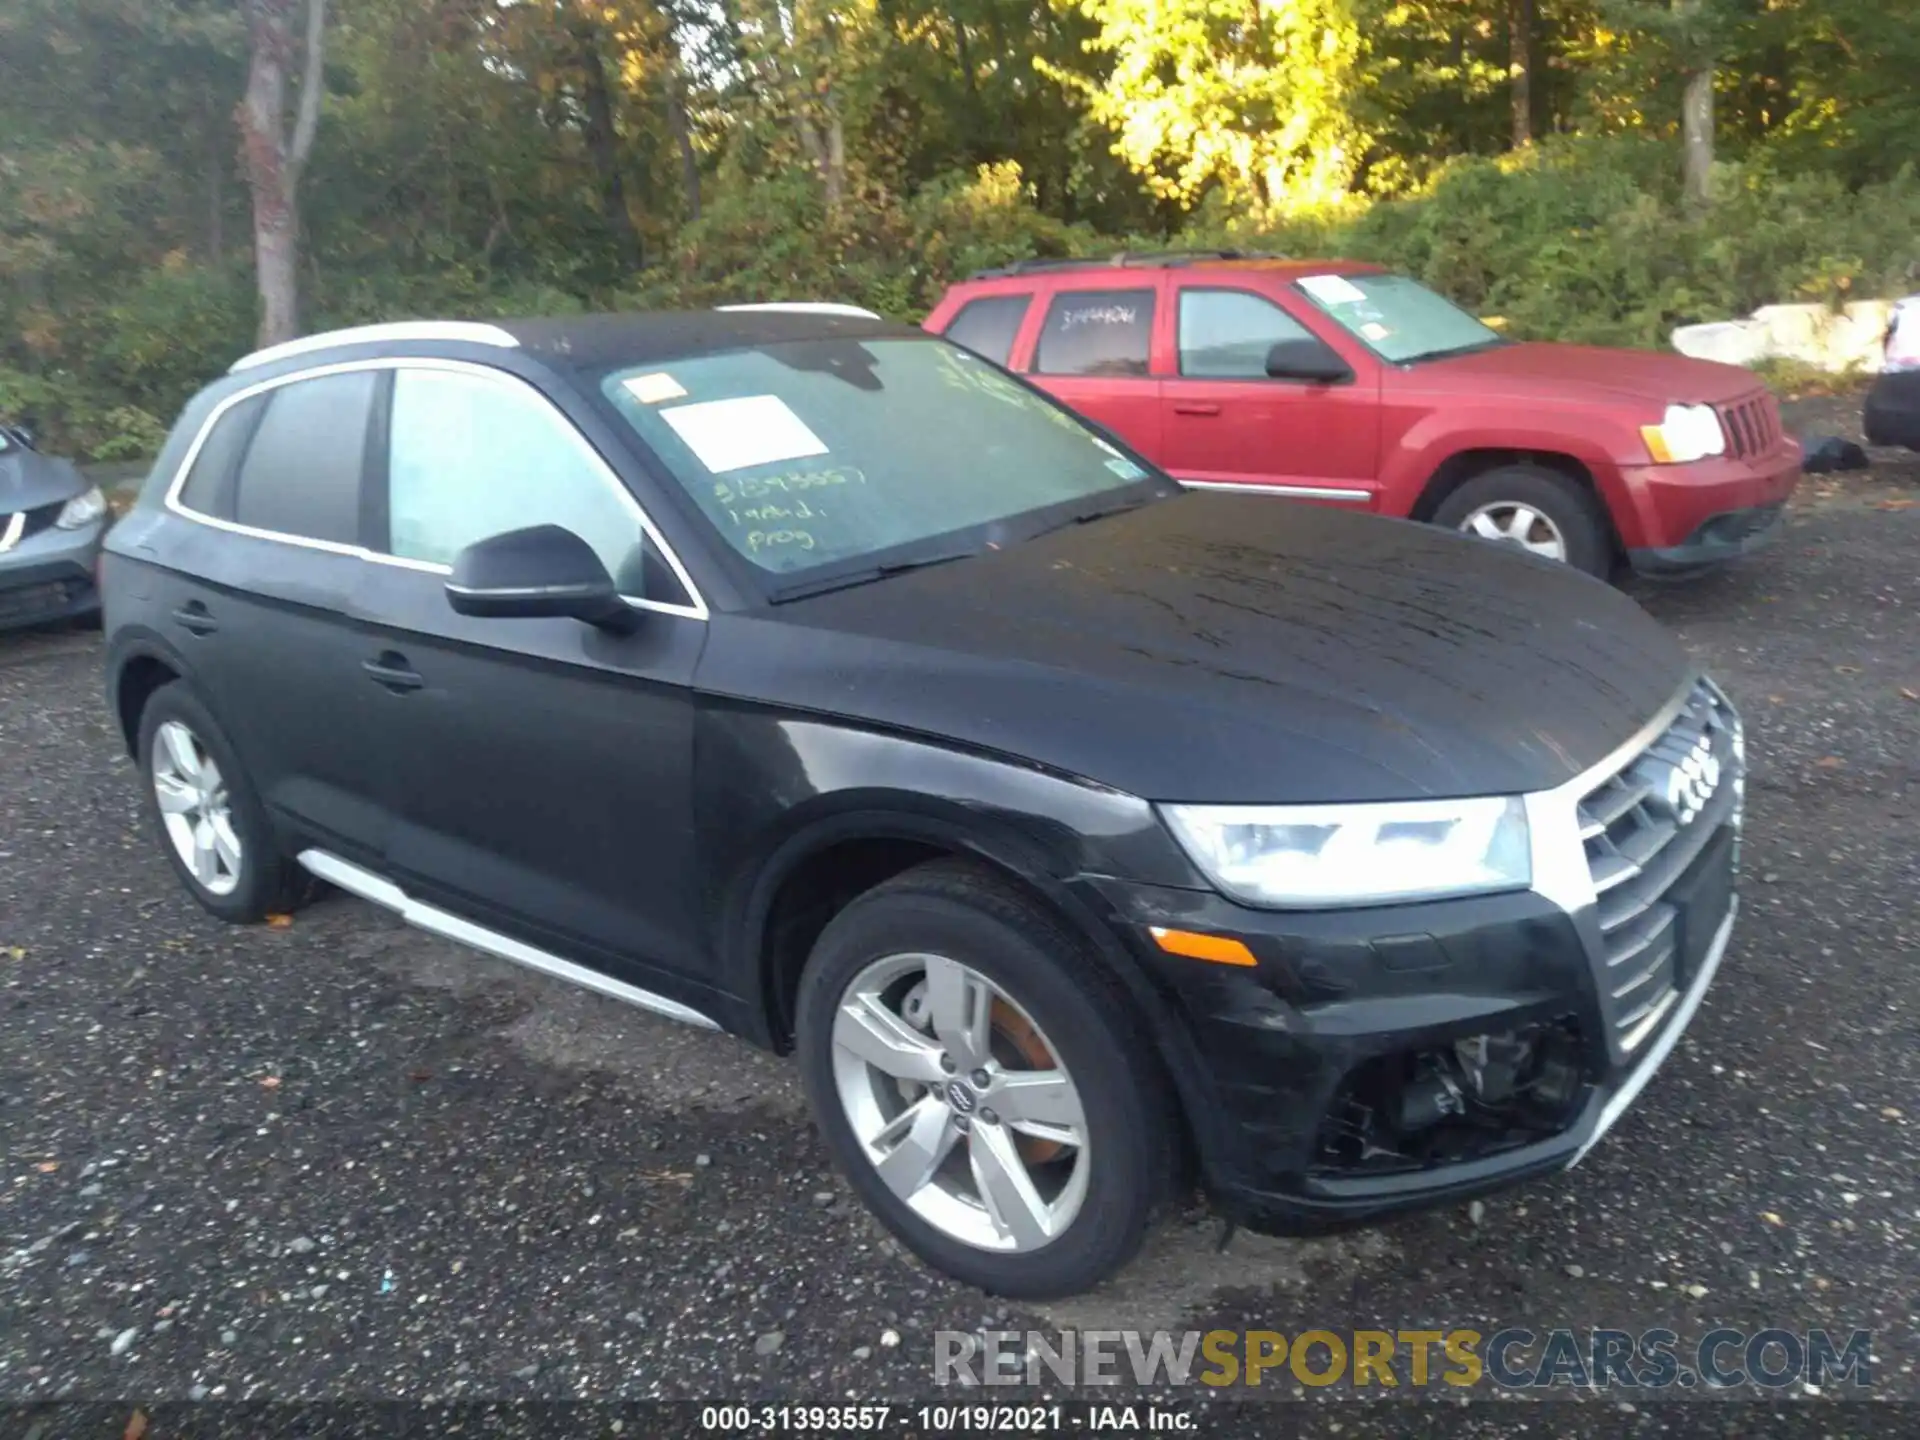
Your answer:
622;371;687;405
1360;321;1391;342
1105;457;1146;480
660;394;829;474
1298;274;1368;306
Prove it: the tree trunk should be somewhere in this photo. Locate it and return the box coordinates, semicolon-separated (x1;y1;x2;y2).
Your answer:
823;105;846;211
1509;0;1535;148
1681;65;1714;205
238;0;327;347
667;83;701;224
573;17;644;273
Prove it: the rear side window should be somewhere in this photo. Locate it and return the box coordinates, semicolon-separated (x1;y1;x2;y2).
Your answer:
942;294;1031;366
176;393;268;520
1033;289;1155;377
1178;290;1316;378
232;371;376;545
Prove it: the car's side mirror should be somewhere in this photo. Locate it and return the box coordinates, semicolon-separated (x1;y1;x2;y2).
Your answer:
446;524;638;633
1265;338;1354;385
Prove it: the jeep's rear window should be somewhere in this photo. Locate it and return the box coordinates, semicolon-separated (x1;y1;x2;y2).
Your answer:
942;295;1031;366
1033;289;1154;377
1294;272;1503;365
601;337;1168;590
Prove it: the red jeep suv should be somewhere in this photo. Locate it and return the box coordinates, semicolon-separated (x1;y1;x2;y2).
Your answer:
924;254;1802;577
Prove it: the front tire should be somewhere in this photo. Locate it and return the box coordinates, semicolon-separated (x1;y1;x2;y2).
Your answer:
137;682;312;923
1432;464;1613;576
796;860;1177;1298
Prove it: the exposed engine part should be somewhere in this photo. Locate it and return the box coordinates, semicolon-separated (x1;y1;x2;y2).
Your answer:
1314;1017;1585;1174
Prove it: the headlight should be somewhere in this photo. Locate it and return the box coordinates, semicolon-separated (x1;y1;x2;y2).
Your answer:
55;485;106;530
1640;403;1726;464
1159;796;1531;909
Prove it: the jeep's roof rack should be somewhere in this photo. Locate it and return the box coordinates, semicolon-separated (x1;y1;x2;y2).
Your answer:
965;249;1285;281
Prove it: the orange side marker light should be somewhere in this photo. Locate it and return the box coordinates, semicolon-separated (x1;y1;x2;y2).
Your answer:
1150;927;1258;967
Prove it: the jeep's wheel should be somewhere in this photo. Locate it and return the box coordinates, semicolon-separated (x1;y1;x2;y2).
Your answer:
137;682;314;923
796;861;1176;1297
1433;465;1612;576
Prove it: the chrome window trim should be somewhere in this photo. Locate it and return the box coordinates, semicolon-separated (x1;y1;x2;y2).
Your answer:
717;302;880;319
229;322;519;374
163;356;710;621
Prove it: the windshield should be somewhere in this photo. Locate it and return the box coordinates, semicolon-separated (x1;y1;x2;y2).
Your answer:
602;337;1167;593
1293;272;1504;365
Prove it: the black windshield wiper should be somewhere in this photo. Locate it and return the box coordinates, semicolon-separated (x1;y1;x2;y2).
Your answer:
769;546;982;602
1028;493;1158;540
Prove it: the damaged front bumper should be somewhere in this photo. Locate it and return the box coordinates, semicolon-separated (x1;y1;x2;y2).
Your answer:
1091;678;1744;1231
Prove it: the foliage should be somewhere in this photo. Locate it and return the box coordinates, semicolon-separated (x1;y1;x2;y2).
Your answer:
3;0;1918;457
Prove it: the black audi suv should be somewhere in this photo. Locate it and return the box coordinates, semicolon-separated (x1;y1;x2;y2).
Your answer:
101;311;1744;1297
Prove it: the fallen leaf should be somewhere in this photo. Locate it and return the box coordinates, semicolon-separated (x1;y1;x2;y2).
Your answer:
265;913;293;929
35;1161;58;1173
1761;1211;1785;1226
1833;665;1860;675
409;1069;433;1084
124;1410;148;1440
259;1075;282;1090
1815;756;1845;769
1883;1107;1903;1119
1768;694;1784;704
1873;498;1915;510
4;946;22;961
1901;688;1918;703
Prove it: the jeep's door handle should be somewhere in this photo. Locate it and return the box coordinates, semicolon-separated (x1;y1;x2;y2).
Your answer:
1172;402;1222;416
170;603;217;636
362;653;424;693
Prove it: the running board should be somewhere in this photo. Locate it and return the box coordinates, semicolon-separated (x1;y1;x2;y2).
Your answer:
296;848;720;1031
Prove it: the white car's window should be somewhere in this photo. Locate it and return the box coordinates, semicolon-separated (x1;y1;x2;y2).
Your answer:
1177;290;1317;378
385;368;646;589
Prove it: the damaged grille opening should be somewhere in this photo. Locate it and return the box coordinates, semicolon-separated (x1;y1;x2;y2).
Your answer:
1311;1017;1586;1175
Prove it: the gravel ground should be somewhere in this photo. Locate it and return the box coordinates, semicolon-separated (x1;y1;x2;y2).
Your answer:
5;425;1917;1434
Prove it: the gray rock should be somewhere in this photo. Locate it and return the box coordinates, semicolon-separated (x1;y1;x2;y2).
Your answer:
694;1154;712;1168
66;1251;90;1268
220;1329;238;1345
852;1346;873;1360
1564;1264;1585;1279
511;1363;540;1380
754;1330;785;1356
188;1384;209;1401
110;1327;138;1356
286;1236;317;1255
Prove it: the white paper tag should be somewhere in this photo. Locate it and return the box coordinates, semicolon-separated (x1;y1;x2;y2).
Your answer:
622;372;687;404
1360;321;1391;342
1299;273;1368;306
660;395;829;474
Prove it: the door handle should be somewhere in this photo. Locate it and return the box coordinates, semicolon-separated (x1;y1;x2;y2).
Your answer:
170;603;217;636
362;653;424;693
1172;402;1222;417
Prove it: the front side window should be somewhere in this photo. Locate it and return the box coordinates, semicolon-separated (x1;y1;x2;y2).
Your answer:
601;337;1166;588
232;371;375;544
942;295;1032;366
1294;272;1503;365
384;368;648;591
1033;289;1155;377
1177;290;1316;378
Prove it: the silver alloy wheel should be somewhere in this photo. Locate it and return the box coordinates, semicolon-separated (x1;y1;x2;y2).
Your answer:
151;719;243;898
831;952;1090;1253
1458;502;1569;561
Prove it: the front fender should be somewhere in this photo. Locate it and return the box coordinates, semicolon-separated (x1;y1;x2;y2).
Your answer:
1383;406;1636;516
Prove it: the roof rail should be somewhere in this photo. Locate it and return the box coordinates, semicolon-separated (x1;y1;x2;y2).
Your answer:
965;249;1281;281
229;321;520;374
717;302;882;319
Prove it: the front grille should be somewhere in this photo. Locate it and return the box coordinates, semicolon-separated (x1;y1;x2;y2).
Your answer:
1578;681;1741;1054
0;578;88;623
0;500;63;553
1716;393;1781;459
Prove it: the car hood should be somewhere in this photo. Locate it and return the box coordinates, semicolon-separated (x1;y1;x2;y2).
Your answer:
0;448;88;514
703;494;1693;805
1419;341;1762;407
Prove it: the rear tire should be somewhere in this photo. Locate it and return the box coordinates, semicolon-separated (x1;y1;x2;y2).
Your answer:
1432;464;1613;577
796;860;1177;1298
137;682;314;924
